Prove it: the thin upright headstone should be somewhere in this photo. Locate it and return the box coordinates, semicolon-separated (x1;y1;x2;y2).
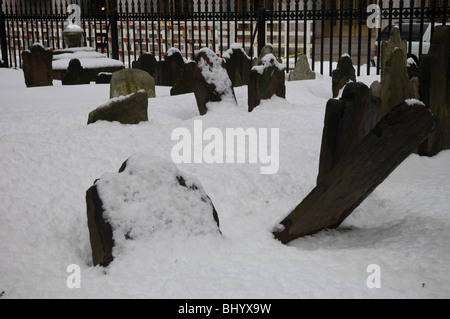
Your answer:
22;43;53;87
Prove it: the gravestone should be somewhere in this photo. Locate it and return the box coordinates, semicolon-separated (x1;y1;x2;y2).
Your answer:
170;61;195;96
331;54;356;98
222;43;252;87
317;82;381;184
188;48;237;115
288;54;316;81
87;90;148;125
132;52;158;79
86;154;221;266
252;44;281;67
407;57;419;80
110;68;155;98
381;27;407;79
62;58;90;85
95;72;112;84
22;43;53;87
379;47;417;119
273;100;438;244
248;53;285;112
156;48;185;86
418;25;450;156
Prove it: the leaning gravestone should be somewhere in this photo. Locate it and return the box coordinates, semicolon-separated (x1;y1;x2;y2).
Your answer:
288;54;316;81
86;154;221;266
418;25;450;156
331;54;356;98
317;82;381;184
273;100;438;244
22;43;53;87
110;68;155;98
87;90;148;125
188;48;237;115
132;52;158;79
222;43;252;87
248;53;285;112
62;58;90;85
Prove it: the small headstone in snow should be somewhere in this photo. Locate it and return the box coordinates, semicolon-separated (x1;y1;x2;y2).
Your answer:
110;68;155;99
188;48;237;115
381;27;407;79
95;72;112;84
418;25;450;156
222;43;252;87
87;90;148;125
22;43;53;87
85;154;221;266
406;57;419;79
170;61;194;96
155;48;185;86
331;54;356;98
252;44;281;67
62;58;90;85
248;53;285;112
288;54;316;81
132;52;158;80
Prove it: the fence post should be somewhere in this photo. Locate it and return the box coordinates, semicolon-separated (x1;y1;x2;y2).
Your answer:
109;3;119;60
257;0;266;56
0;0;8;67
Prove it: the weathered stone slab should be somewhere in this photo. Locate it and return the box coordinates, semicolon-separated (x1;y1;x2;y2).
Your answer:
381;27;407;79
248;53;285;112
418;25;450;156
222;43;252;87
110;68;155;99
22;43;53;87
170;61;194;96
86;154;221;267
155;48;185;86
273;100;437;244
331;54;356;98
62;58;90;85
288;54;316;81
87;90;148;125
132;52;158;79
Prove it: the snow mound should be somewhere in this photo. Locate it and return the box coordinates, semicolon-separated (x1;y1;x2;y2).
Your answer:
95;154;221;254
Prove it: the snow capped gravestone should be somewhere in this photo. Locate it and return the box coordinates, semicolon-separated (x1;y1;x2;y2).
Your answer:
188;48;237;115
85;154;221;267
156;48;185;86
87;90;148;125
110;68;155;99
132;52;158;79
62;58;90;85
95;72;112;84
248;53;285;112
288;54;316;81
22;43;53;87
331;54;356;98
222;43;252;87
418;25;450;156
317;82;381;184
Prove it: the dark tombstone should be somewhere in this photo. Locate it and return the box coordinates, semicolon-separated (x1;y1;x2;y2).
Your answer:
86;154;221;267
317;82;381;184
331;54;356;98
188;48;237;115
248;53;285;112
222;43;252;87
170;61;195;96
110;68;155;99
381;27;407;79
407;57;419;80
95;72;113;84
156;48;185;86
62;58;90;85
87;90;148;125
132;52;158;79
418;25;450;156
22;43;53;87
273;100;438;244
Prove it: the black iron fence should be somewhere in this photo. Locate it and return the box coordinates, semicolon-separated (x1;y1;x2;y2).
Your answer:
1;0;448;76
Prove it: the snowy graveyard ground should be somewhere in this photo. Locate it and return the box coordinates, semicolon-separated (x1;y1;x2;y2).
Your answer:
0;63;449;299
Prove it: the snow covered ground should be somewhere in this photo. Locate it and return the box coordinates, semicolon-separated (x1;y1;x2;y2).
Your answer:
0;65;449;299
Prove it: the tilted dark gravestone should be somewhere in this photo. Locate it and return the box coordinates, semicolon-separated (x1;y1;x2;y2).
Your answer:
87;90;148;125
155;48;185;86
288;54;316;81
273;100;437;244
248;53;285;112
222;43;252;87
110;68;155;99
170;61;195;96
418;25;450;157
22;43;53;87
86;154;221;267
132;52;158;79
331;54;356;98
317;82;381;184
62;58;90;85
188;48;237;115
